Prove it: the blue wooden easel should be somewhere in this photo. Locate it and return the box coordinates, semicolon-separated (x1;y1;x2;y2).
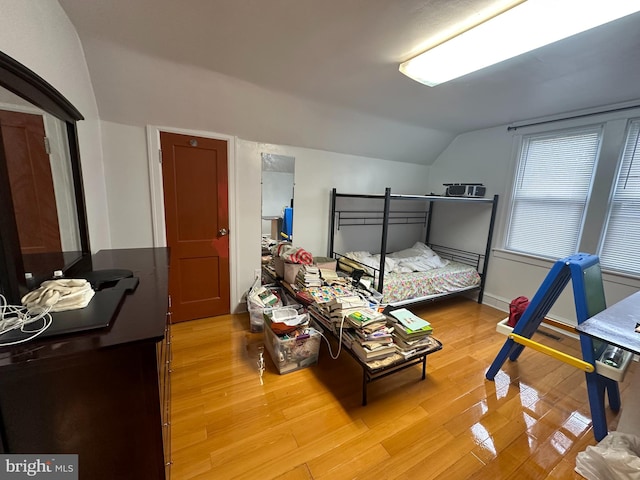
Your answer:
486;253;620;441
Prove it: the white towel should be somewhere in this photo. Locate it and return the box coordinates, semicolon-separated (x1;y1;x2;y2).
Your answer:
21;279;95;312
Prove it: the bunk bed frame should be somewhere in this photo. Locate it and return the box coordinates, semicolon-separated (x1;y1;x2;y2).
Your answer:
328;187;499;307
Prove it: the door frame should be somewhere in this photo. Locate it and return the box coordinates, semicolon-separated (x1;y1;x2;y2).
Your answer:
146;125;238;312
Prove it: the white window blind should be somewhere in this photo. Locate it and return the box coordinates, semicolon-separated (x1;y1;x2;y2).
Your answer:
506;127;601;259
599;119;640;274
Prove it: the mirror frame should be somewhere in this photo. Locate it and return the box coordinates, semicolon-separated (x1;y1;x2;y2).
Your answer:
0;50;90;302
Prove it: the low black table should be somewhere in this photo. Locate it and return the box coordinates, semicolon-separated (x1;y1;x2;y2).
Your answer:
308;304;442;405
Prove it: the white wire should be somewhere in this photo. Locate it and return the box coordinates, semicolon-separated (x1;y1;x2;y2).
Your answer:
0;294;53;346
317;315;347;360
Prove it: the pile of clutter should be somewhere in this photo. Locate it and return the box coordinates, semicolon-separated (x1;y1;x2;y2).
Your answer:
247;279;294;333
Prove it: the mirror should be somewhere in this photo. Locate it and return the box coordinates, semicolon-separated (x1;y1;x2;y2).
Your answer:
0;51;89;302
261;153;294;253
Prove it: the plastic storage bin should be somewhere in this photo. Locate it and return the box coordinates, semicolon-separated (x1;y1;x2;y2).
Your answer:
263;322;322;374
247;286;303;333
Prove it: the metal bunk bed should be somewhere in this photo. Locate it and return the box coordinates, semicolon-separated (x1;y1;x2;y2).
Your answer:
328;187;499;307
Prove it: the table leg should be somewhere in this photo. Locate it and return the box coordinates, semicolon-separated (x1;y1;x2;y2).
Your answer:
362;369;368;406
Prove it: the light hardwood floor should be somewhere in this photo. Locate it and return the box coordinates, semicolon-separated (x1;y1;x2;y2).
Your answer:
169;296;633;479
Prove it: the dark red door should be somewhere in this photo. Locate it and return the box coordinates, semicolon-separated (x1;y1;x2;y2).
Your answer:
0;110;61;255
160;132;230;322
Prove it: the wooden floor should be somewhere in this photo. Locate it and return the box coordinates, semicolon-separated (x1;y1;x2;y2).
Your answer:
169;297;633;479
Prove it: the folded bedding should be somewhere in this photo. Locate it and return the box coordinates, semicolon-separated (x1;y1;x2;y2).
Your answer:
344;242;449;275
337;257;367;273
339;242;480;303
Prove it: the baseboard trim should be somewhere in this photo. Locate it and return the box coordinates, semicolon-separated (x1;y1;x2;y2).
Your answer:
482;292;578;340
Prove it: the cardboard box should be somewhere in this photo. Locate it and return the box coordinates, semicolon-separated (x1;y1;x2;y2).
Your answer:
274;257;285;278
284;262;302;285
274;257;303;284
314;257;337;271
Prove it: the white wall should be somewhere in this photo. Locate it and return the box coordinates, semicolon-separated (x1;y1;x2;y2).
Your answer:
100;122;154;248
261;171;293;235
248;143;432;256
430;124;640;324
0;0;110;251
100;121;431;312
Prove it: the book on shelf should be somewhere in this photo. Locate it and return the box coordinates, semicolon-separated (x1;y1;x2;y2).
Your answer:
307;285;356;304
393;322;433;340
295;290;315;305
346;308;386;327
350;341;396;362
295;265;323;288
393;333;438;350
330;306;368;321
250;286;280;307
388;308;431;331
393;335;440;357
360;321;388;334
320;268;340;283
327;295;368;311
355;325;394;341
338;329;357;349
360;338;394;349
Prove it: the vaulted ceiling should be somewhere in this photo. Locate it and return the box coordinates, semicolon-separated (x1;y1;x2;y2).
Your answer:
59;0;640;164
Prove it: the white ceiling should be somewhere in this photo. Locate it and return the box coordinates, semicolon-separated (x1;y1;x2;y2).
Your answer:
58;0;640;163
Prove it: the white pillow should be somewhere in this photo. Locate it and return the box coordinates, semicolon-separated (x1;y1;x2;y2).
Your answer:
346;251;373;261
345;251;375;275
411;242;437;258
388;248;422;259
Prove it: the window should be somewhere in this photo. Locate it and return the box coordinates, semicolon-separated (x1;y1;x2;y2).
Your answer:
506;126;602;259
599;119;640;274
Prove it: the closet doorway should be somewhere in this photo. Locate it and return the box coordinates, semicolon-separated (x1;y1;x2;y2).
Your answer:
160;131;230;322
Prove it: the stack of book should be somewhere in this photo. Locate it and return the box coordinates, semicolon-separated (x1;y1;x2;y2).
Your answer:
306;285;354;305
355;324;394;349
248;285;281;308
346;308;396;362
388;308;437;356
319;268;341;285
295;265;322;288
325;295;368;325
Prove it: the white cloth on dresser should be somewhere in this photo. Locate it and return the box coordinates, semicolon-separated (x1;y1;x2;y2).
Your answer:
21;279;95;312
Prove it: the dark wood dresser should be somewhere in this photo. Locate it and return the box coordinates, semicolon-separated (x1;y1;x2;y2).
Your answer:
0;248;171;479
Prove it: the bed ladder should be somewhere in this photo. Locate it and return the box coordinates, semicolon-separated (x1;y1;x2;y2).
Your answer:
486;253;620;441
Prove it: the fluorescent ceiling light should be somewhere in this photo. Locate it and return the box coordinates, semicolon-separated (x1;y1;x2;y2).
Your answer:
399;0;640;87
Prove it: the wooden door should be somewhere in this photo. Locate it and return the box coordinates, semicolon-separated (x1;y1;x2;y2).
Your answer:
160;132;230;322
0;110;61;255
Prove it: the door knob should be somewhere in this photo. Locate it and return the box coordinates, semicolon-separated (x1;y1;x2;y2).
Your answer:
218;228;228;236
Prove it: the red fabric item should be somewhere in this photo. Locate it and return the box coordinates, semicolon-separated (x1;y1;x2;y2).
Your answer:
275;242;313;265
288;248;313;265
507;296;530;328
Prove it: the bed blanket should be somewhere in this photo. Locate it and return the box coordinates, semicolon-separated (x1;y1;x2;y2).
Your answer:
345;242;449;275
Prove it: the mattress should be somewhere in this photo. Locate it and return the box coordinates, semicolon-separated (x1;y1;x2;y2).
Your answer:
378;261;480;304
